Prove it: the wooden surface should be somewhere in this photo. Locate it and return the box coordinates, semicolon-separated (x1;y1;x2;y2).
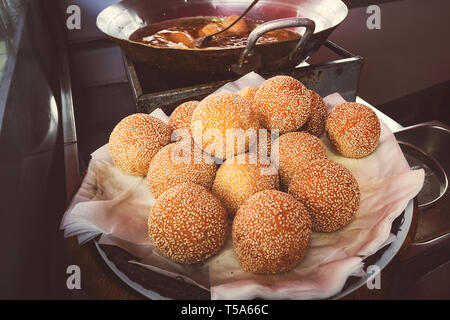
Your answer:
64;199;419;300
65;237;143;300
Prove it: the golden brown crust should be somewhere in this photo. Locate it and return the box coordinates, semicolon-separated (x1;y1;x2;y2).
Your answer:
325;102;381;158
248;128;273;158
191;92;260;160
147;139;217;198
288;159;360;232
238;86;259;103
198;23;222;38
253;76;311;134
212;153;279;217
168;101;199;134
109;113;171;176
304;90;327;136
148;183;228;264
272;131;327;190
222;15;249;35
232;190;311;274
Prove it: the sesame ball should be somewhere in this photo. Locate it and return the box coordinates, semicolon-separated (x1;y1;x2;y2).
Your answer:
168;101;199;136
191;92;260;160
109;113;171;176
148;183;228;264
272;131;327;190
159;30;194;48
303;90;327;136
222;15;249;35
198;23;222;38
233;190;311;274
212;153;279;217
325;102;381;158
248;128;274;158
253;76;311;134
288;159;360;232
238;86;259;103
147;139;217;198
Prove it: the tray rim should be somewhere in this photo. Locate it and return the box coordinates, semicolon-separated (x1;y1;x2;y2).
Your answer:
94;199;415;300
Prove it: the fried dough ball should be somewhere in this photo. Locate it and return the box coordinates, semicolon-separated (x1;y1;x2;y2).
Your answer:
157;30;195;48
109;113;171;176
325;102;381;158
198;23;223;37
253;76;311;134
147;139;217;198
148;183;228;264
212;153;279;217
169;101;199;140
272;131;327;190
191;92;260;160
303;90;327;136
222;15;249;35
249;128;274;158
233;189;311;274
238;86;259;103
288;159;360;232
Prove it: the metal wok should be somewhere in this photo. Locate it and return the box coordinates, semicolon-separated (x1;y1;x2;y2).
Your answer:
97;0;348;74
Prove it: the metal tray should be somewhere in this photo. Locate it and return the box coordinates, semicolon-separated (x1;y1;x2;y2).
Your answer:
394;121;449;209
92;105;426;301
93;121;450;299
394;121;450;244
397;141;447;209
94;200;415;300
123;40;363;114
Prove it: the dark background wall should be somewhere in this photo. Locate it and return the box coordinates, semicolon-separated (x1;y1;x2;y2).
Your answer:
323;0;450;106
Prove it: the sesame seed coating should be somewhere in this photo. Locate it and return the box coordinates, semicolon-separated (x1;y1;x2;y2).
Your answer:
191;92;260;160
238;86;259;103
147;139;217;198
249;129;273;158
288;159;360;232
325;102;381;158
303;90;327;136
212;153;280;218
168;100;199;133
232;190;311;274
272;131;327;190
253;76;311;134
109;113;172;176
148;183;228;264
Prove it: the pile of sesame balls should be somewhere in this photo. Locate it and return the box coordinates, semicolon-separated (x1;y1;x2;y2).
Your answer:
108;75;380;274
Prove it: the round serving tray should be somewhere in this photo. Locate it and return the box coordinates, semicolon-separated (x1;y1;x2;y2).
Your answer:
94;199;416;300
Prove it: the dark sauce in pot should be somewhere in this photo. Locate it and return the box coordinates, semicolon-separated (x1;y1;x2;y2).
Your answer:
129;16;300;49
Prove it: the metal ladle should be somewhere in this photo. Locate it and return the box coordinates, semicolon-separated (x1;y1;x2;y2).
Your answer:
194;0;260;48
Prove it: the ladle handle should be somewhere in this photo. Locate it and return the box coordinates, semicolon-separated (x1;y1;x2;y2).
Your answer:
235;17;315;73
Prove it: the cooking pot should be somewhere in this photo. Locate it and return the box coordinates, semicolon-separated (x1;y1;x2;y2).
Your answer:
97;0;348;74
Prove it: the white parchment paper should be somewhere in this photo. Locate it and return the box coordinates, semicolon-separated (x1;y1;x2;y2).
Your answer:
61;72;424;299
